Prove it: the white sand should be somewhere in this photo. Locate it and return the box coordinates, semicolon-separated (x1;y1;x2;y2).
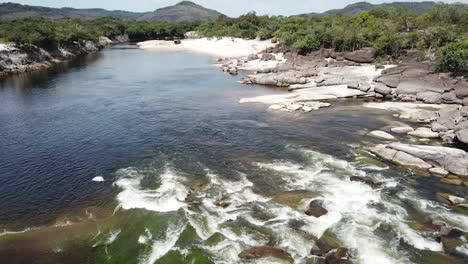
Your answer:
137;37;276;58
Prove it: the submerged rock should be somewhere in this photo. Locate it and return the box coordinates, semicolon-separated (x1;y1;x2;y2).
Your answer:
305;199;328;217
369;130;395;140
239;246;293;263
350;176;381;189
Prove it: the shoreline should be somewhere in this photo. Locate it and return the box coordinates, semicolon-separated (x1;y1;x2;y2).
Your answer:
0;35;129;78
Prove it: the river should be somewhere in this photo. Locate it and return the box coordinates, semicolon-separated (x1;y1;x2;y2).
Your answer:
0;44;467;264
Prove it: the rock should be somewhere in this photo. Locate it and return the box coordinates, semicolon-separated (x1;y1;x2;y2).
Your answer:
391;126;414;134
440;131;456;143
369;130;395;140
347;82;359;89
454;81;468;99
326;247;349;264
228;67;238;75
437;106;462;130
374;83;392;95
269;104;285;110
359;82;371;92
247;54;259;61
239;246;293;263
397;94;417;102
271;38;278;44
369;144;432;170
286;104;303;111
350;176;381;189
431;122;448;133
464;98;468;106
215;200;231;208
441;92;462;104
416;92;442;104
408;127;439;138
396;80;445;95
305;199;328;217
261;53;276;61
456;129;468;145
440;178;463;185
460;106;468;117
272;190;318;208
429;167;449;177
344;48;375;63
174;39;181;45
276;63;294;72
389;143;468;175
376;75;400;88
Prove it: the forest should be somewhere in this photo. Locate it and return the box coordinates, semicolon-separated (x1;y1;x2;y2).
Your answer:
0;3;466;74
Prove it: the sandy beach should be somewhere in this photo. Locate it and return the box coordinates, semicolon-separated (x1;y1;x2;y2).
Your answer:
137;37;276;58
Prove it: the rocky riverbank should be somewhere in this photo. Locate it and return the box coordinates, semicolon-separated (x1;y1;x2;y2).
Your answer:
216;41;468;183
0;35;129;77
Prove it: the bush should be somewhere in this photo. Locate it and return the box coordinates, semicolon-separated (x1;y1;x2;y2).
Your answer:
436;41;468;76
293;35;320;53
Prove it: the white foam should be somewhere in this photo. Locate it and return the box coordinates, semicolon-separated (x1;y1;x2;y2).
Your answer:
142;222;186;264
114;167;188;212
92;176;105;182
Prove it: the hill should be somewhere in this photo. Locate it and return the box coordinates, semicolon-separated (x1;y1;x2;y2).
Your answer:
136;1;223;21
302;1;439;16
0;2;145;20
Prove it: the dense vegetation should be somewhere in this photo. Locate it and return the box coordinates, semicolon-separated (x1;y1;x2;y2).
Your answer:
0;3;466;74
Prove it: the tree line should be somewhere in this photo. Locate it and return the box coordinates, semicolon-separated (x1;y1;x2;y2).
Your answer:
0;3;466;75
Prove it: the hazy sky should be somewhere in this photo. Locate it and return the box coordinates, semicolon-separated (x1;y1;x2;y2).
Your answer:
2;0;467;16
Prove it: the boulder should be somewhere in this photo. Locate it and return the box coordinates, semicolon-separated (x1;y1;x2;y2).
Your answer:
431;122;448;133
429;167;449;177
441;92;462;104
369;130;395;140
376;75;400;88
350;176;381;189
247;54;259;61
374;83;392;95
460;106;468;117
347;81;359;89
408;127;439;138
456;129;468;145
359;82;371;92
369;144;432;170
391;126;414;134
437;106;462;130
261;53;276;61
239;246;293;263
454;81;468;99
326;247;350;264
305;199;328;217
344;48;375;63
416;92;442;104
388;143;468;175
396;80;445;95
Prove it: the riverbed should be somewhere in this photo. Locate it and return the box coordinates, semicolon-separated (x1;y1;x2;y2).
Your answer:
0;44;467;264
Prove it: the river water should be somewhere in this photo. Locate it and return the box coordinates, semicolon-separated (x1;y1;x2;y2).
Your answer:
0;44;467;264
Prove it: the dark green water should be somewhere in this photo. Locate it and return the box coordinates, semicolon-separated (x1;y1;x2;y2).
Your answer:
0;44;467;264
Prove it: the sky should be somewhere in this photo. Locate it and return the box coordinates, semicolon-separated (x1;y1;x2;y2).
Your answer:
1;0;467;16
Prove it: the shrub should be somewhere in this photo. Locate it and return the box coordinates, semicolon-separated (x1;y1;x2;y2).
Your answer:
436;41;468;76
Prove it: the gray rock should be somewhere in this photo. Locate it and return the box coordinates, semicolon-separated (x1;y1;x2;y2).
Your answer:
369;130;395;140
408;127;440;138
456;129;468;145
417;92;442;104
260;53;275;61
396;80;444;95
347;81;360;89
437;106;462;130
460;106;468;117
247;54;259;61
440;131;456;143
397;94;417;102
369;144;432;170
454;81;468;99
359;82;371;92
344;48;375;63
305;199;328;217
431;122;448;132
374;83;392;95
454;120;468;132
389;143;468;175
441;92;462;104
391;126;414;133
376;75;400;88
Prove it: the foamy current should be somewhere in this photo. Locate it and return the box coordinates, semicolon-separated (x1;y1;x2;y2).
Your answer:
111;148;468;264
